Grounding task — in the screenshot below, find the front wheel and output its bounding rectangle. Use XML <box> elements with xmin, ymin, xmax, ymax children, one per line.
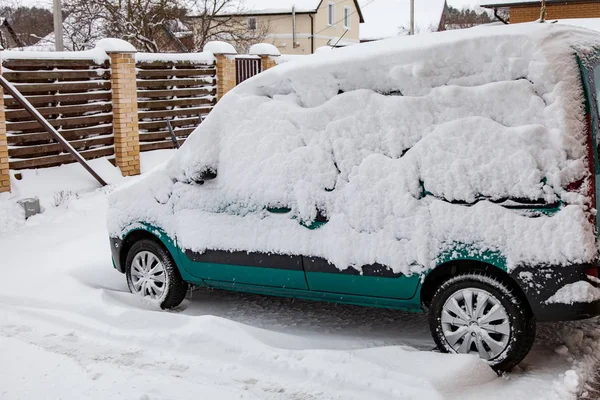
<box><xmin>429</xmin><ymin>273</ymin><xmax>536</xmax><ymax>372</ymax></box>
<box><xmin>125</xmin><ymin>239</ymin><xmax>188</xmax><ymax>309</ymax></box>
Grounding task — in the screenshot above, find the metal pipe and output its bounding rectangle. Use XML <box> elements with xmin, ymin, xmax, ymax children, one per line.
<box><xmin>292</xmin><ymin>5</ymin><xmax>297</xmax><ymax>49</ymax></box>
<box><xmin>0</xmin><ymin>75</ymin><xmax>107</xmax><ymax>186</ymax></box>
<box><xmin>53</xmin><ymin>0</ymin><xmax>64</xmax><ymax>51</ymax></box>
<box><xmin>410</xmin><ymin>0</ymin><xmax>415</xmax><ymax>35</ymax></box>
<box><xmin>166</xmin><ymin>120</ymin><xmax>180</xmax><ymax>149</ymax></box>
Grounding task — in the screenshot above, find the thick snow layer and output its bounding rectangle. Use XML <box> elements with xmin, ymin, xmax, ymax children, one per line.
<box><xmin>136</xmin><ymin>51</ymin><xmax>216</xmax><ymax>64</ymax></box>
<box><xmin>203</xmin><ymin>41</ymin><xmax>237</xmax><ymax>54</ymax></box>
<box><xmin>249</xmin><ymin>43</ymin><xmax>281</xmax><ymax>56</ymax></box>
<box><xmin>546</xmin><ymin>281</ymin><xmax>600</xmax><ymax>305</ymax></box>
<box><xmin>2</xmin><ymin>167</ymin><xmax>600</xmax><ymax>399</ymax></box>
<box><xmin>359</xmin><ymin>0</ymin><xmax>447</xmax><ymax>40</ymax></box>
<box><xmin>108</xmin><ymin>24</ymin><xmax>600</xmax><ymax>274</ymax></box>
<box><xmin>2</xmin><ymin>48</ymin><xmax>109</xmax><ymax>63</ymax></box>
<box><xmin>95</xmin><ymin>38</ymin><xmax>136</xmax><ymax>53</ymax></box>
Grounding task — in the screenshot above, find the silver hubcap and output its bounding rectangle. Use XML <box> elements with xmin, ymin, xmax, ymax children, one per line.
<box><xmin>441</xmin><ymin>288</ymin><xmax>511</xmax><ymax>360</ymax></box>
<box><xmin>130</xmin><ymin>251</ymin><xmax>168</xmax><ymax>300</ymax></box>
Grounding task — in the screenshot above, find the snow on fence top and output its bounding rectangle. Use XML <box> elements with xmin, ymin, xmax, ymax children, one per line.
<box><xmin>136</xmin><ymin>52</ymin><xmax>216</xmax><ymax>64</ymax></box>
<box><xmin>108</xmin><ymin>23</ymin><xmax>600</xmax><ymax>273</ymax></box>
<box><xmin>2</xmin><ymin>48</ymin><xmax>109</xmax><ymax>64</ymax></box>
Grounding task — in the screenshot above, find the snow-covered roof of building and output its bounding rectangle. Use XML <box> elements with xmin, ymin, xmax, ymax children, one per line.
<box><xmin>359</xmin><ymin>0</ymin><xmax>446</xmax><ymax>40</ymax></box>
<box><xmin>109</xmin><ymin>23</ymin><xmax>600</xmax><ymax>273</ymax></box>
<box><xmin>206</xmin><ymin>0</ymin><xmax>364</xmax><ymax>22</ymax></box>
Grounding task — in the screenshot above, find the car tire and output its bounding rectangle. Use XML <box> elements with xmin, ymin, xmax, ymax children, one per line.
<box><xmin>125</xmin><ymin>239</ymin><xmax>188</xmax><ymax>309</ymax></box>
<box><xmin>428</xmin><ymin>272</ymin><xmax>536</xmax><ymax>372</ymax></box>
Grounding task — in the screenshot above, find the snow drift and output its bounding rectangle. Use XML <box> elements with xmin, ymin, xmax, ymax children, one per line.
<box><xmin>108</xmin><ymin>23</ymin><xmax>600</xmax><ymax>274</ymax></box>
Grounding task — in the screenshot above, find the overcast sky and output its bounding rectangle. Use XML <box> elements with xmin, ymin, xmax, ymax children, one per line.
<box><xmin>7</xmin><ymin>0</ymin><xmax>485</xmax><ymax>10</ymax></box>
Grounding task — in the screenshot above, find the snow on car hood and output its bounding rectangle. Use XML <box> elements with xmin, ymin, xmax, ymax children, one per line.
<box><xmin>108</xmin><ymin>23</ymin><xmax>600</xmax><ymax>274</ymax></box>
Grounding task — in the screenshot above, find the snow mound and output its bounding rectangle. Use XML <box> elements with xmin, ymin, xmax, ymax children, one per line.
<box><xmin>249</xmin><ymin>43</ymin><xmax>280</xmax><ymax>56</ymax></box>
<box><xmin>108</xmin><ymin>23</ymin><xmax>600</xmax><ymax>273</ymax></box>
<box><xmin>203</xmin><ymin>41</ymin><xmax>237</xmax><ymax>54</ymax></box>
<box><xmin>546</xmin><ymin>281</ymin><xmax>600</xmax><ymax>304</ymax></box>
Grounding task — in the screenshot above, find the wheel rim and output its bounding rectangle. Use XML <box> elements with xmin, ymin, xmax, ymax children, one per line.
<box><xmin>130</xmin><ymin>251</ymin><xmax>168</xmax><ymax>300</ymax></box>
<box><xmin>440</xmin><ymin>288</ymin><xmax>511</xmax><ymax>360</ymax></box>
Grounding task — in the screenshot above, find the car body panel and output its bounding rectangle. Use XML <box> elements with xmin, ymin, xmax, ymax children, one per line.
<box><xmin>108</xmin><ymin>50</ymin><xmax>600</xmax><ymax>322</ymax></box>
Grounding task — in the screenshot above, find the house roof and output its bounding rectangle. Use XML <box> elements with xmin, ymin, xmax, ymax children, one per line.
<box><xmin>359</xmin><ymin>0</ymin><xmax>447</xmax><ymax>41</ymax></box>
<box><xmin>481</xmin><ymin>0</ymin><xmax>595</xmax><ymax>8</ymax></box>
<box><xmin>209</xmin><ymin>0</ymin><xmax>365</xmax><ymax>23</ymax></box>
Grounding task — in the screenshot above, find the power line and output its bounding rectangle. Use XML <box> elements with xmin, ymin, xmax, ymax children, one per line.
<box><xmin>312</xmin><ymin>0</ymin><xmax>379</xmax><ymax>37</ymax></box>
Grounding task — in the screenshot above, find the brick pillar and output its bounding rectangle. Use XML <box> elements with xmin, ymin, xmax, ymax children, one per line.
<box><xmin>260</xmin><ymin>55</ymin><xmax>279</xmax><ymax>71</ymax></box>
<box><xmin>0</xmin><ymin>48</ymin><xmax>10</xmax><ymax>193</ymax></box>
<box><xmin>215</xmin><ymin>54</ymin><xmax>237</xmax><ymax>101</ymax></box>
<box><xmin>98</xmin><ymin>39</ymin><xmax>140</xmax><ymax>176</ymax></box>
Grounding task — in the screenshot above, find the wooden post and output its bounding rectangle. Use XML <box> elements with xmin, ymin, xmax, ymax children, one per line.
<box><xmin>0</xmin><ymin>48</ymin><xmax>11</xmax><ymax>193</ymax></box>
<box><xmin>98</xmin><ymin>39</ymin><xmax>141</xmax><ymax>177</ymax></box>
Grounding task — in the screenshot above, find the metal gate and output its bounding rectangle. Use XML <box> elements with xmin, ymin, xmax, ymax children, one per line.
<box><xmin>236</xmin><ymin>57</ymin><xmax>262</xmax><ymax>84</ymax></box>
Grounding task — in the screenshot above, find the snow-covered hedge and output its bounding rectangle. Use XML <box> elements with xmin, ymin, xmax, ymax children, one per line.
<box><xmin>108</xmin><ymin>23</ymin><xmax>600</xmax><ymax>274</ymax></box>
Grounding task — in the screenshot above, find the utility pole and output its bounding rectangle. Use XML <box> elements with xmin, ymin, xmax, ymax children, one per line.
<box><xmin>53</xmin><ymin>0</ymin><xmax>64</xmax><ymax>51</ymax></box>
<box><xmin>409</xmin><ymin>0</ymin><xmax>415</xmax><ymax>35</ymax></box>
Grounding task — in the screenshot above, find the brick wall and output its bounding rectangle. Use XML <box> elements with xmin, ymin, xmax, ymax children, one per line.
<box><xmin>110</xmin><ymin>52</ymin><xmax>141</xmax><ymax>177</ymax></box>
<box><xmin>0</xmin><ymin>61</ymin><xmax>9</xmax><ymax>193</ymax></box>
<box><xmin>511</xmin><ymin>1</ymin><xmax>600</xmax><ymax>23</ymax></box>
<box><xmin>215</xmin><ymin>55</ymin><xmax>236</xmax><ymax>100</ymax></box>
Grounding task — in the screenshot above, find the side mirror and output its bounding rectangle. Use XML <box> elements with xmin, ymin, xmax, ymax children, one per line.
<box><xmin>193</xmin><ymin>167</ymin><xmax>217</xmax><ymax>184</ymax></box>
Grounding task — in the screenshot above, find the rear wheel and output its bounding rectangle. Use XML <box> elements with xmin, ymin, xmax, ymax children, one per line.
<box><xmin>125</xmin><ymin>239</ymin><xmax>188</xmax><ymax>309</ymax></box>
<box><xmin>428</xmin><ymin>273</ymin><xmax>536</xmax><ymax>371</ymax></box>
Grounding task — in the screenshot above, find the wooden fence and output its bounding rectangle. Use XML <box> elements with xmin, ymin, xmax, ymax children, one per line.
<box><xmin>1</xmin><ymin>51</ymin><xmax>217</xmax><ymax>170</ymax></box>
<box><xmin>3</xmin><ymin>54</ymin><xmax>114</xmax><ymax>169</ymax></box>
<box><xmin>136</xmin><ymin>54</ymin><xmax>217</xmax><ymax>152</ymax></box>
<box><xmin>0</xmin><ymin>43</ymin><xmax>280</xmax><ymax>188</ymax></box>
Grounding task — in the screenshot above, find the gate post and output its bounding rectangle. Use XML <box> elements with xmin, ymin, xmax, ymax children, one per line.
<box><xmin>98</xmin><ymin>39</ymin><xmax>141</xmax><ymax>177</ymax></box>
<box><xmin>0</xmin><ymin>47</ymin><xmax>10</xmax><ymax>193</ymax></box>
<box><xmin>249</xmin><ymin>43</ymin><xmax>281</xmax><ymax>72</ymax></box>
<box><xmin>204</xmin><ymin>42</ymin><xmax>237</xmax><ymax>101</ymax></box>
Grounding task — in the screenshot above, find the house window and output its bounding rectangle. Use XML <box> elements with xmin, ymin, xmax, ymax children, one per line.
<box><xmin>248</xmin><ymin>17</ymin><xmax>257</xmax><ymax>30</ymax></box>
<box><xmin>343</xmin><ymin>6</ymin><xmax>350</xmax><ymax>29</ymax></box>
<box><xmin>328</xmin><ymin>3</ymin><xmax>335</xmax><ymax>26</ymax></box>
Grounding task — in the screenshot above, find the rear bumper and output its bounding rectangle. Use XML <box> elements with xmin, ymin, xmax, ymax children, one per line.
<box><xmin>110</xmin><ymin>237</ymin><xmax>125</xmax><ymax>273</ymax></box>
<box><xmin>510</xmin><ymin>264</ymin><xmax>600</xmax><ymax>322</ymax></box>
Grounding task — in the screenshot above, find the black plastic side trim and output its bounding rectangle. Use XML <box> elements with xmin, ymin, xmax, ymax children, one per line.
<box><xmin>303</xmin><ymin>256</ymin><xmax>404</xmax><ymax>278</ymax></box>
<box><xmin>510</xmin><ymin>263</ymin><xmax>600</xmax><ymax>321</ymax></box>
<box><xmin>110</xmin><ymin>237</ymin><xmax>124</xmax><ymax>273</ymax></box>
<box><xmin>184</xmin><ymin>249</ymin><xmax>303</xmax><ymax>271</ymax></box>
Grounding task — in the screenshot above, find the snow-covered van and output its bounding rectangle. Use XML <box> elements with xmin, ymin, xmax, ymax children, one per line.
<box><xmin>107</xmin><ymin>23</ymin><xmax>600</xmax><ymax>371</ymax></box>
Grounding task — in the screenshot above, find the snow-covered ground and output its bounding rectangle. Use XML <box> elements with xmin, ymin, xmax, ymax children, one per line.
<box><xmin>1</xmin><ymin>152</ymin><xmax>600</xmax><ymax>400</ymax></box>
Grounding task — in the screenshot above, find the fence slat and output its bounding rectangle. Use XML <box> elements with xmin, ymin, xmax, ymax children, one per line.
<box><xmin>137</xmin><ymin>68</ymin><xmax>216</xmax><ymax>79</ymax></box>
<box><xmin>9</xmin><ymin>146</ymin><xmax>114</xmax><ymax>170</ymax></box>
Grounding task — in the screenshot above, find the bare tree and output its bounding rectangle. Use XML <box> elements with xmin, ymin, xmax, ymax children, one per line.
<box><xmin>0</xmin><ymin>5</ymin><xmax>53</xmax><ymax>47</ymax></box>
<box><xmin>63</xmin><ymin>0</ymin><xmax>189</xmax><ymax>52</ymax></box>
<box><xmin>187</xmin><ymin>0</ymin><xmax>270</xmax><ymax>53</ymax></box>
<box><xmin>445</xmin><ymin>6</ymin><xmax>494</xmax><ymax>30</ymax></box>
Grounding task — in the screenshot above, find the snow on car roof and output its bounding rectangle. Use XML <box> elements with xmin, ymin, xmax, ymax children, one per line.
<box><xmin>359</xmin><ymin>0</ymin><xmax>446</xmax><ymax>40</ymax></box>
<box><xmin>109</xmin><ymin>23</ymin><xmax>600</xmax><ymax>274</ymax></box>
